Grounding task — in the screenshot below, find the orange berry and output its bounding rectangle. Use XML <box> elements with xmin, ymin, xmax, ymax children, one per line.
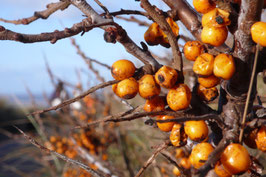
<box><xmin>112</xmin><ymin>77</ymin><xmax>138</xmax><ymax>99</ymax></box>
<box><xmin>143</xmin><ymin>96</ymin><xmax>165</xmax><ymax>113</ymax></box>
<box><xmin>173</xmin><ymin>166</ymin><xmax>181</xmax><ymax>176</ymax></box>
<box><xmin>193</xmin><ymin>0</ymin><xmax>216</xmax><ymax>14</ymax></box>
<box><xmin>160</xmin><ymin>17</ymin><xmax>180</xmax><ymax>47</ymax></box>
<box><xmin>155</xmin><ymin>66</ymin><xmax>178</xmax><ymax>88</ymax></box>
<box><xmin>250</xmin><ymin>21</ymin><xmax>266</xmax><ymax>47</ymax></box>
<box><xmin>201</xmin><ymin>26</ymin><xmax>228</xmax><ymax>47</ymax></box>
<box><xmin>255</xmin><ymin>125</ymin><xmax>266</xmax><ymax>152</ymax></box>
<box><xmin>50</xmin><ymin>136</ymin><xmax>57</xmax><ymax>143</ymax></box>
<box><xmin>167</xmin><ymin>84</ymin><xmax>192</xmax><ymax>111</ymax></box>
<box><xmin>221</xmin><ymin>143</ymin><xmax>251</xmax><ymax>175</ymax></box>
<box><xmin>198</xmin><ymin>75</ymin><xmax>220</xmax><ymax>88</ymax></box>
<box><xmin>111</xmin><ymin>59</ymin><xmax>135</xmax><ymax>80</ymax></box>
<box><xmin>214</xmin><ymin>161</ymin><xmax>232</xmax><ymax>177</ymax></box>
<box><xmin>202</xmin><ymin>8</ymin><xmax>231</xmax><ymax>27</ymax></box>
<box><xmin>180</xmin><ymin>157</ymin><xmax>191</xmax><ymax>169</ymax></box>
<box><xmin>144</xmin><ymin>22</ymin><xmax>163</xmax><ymax>46</ymax></box>
<box><xmin>139</xmin><ymin>74</ymin><xmax>161</xmax><ymax>99</ymax></box>
<box><xmin>184</xmin><ymin>41</ymin><xmax>205</xmax><ymax>61</ymax></box>
<box><xmin>197</xmin><ymin>84</ymin><xmax>218</xmax><ymax>102</ymax></box>
<box><xmin>213</xmin><ymin>54</ymin><xmax>235</xmax><ymax>80</ymax></box>
<box><xmin>190</xmin><ymin>142</ymin><xmax>214</xmax><ymax>169</ymax></box>
<box><xmin>170</xmin><ymin>124</ymin><xmax>187</xmax><ymax>147</ymax></box>
<box><xmin>184</xmin><ymin>120</ymin><xmax>209</xmax><ymax>142</ymax></box>
<box><xmin>156</xmin><ymin>115</ymin><xmax>175</xmax><ymax>132</ymax></box>
<box><xmin>175</xmin><ymin>149</ymin><xmax>185</xmax><ymax>159</ymax></box>
<box><xmin>193</xmin><ymin>53</ymin><xmax>214</xmax><ymax>76</ymax></box>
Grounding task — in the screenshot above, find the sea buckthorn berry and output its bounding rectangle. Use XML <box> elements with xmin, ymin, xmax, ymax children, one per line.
<box><xmin>213</xmin><ymin>54</ymin><xmax>235</xmax><ymax>80</ymax></box>
<box><xmin>193</xmin><ymin>0</ymin><xmax>216</xmax><ymax>14</ymax></box>
<box><xmin>143</xmin><ymin>96</ymin><xmax>165</xmax><ymax>113</ymax></box>
<box><xmin>180</xmin><ymin>157</ymin><xmax>191</xmax><ymax>169</ymax></box>
<box><xmin>214</xmin><ymin>161</ymin><xmax>232</xmax><ymax>177</ymax></box>
<box><xmin>221</xmin><ymin>143</ymin><xmax>251</xmax><ymax>175</ymax></box>
<box><xmin>184</xmin><ymin>41</ymin><xmax>205</xmax><ymax>61</ymax></box>
<box><xmin>170</xmin><ymin>124</ymin><xmax>188</xmax><ymax>147</ymax></box>
<box><xmin>202</xmin><ymin>8</ymin><xmax>231</xmax><ymax>28</ymax></box>
<box><xmin>139</xmin><ymin>74</ymin><xmax>161</xmax><ymax>99</ymax></box>
<box><xmin>251</xmin><ymin>21</ymin><xmax>266</xmax><ymax>47</ymax></box>
<box><xmin>184</xmin><ymin>120</ymin><xmax>208</xmax><ymax>142</ymax></box>
<box><xmin>155</xmin><ymin>66</ymin><xmax>178</xmax><ymax>88</ymax></box>
<box><xmin>201</xmin><ymin>26</ymin><xmax>228</xmax><ymax>47</ymax></box>
<box><xmin>190</xmin><ymin>142</ymin><xmax>214</xmax><ymax>169</ymax></box>
<box><xmin>193</xmin><ymin>53</ymin><xmax>214</xmax><ymax>76</ymax></box>
<box><xmin>111</xmin><ymin>59</ymin><xmax>135</xmax><ymax>80</ymax></box>
<box><xmin>112</xmin><ymin>77</ymin><xmax>138</xmax><ymax>99</ymax></box>
<box><xmin>175</xmin><ymin>149</ymin><xmax>185</xmax><ymax>159</ymax></box>
<box><xmin>197</xmin><ymin>84</ymin><xmax>218</xmax><ymax>102</ymax></box>
<box><xmin>173</xmin><ymin>166</ymin><xmax>181</xmax><ymax>176</ymax></box>
<box><xmin>160</xmin><ymin>17</ymin><xmax>180</xmax><ymax>47</ymax></box>
<box><xmin>156</xmin><ymin>115</ymin><xmax>175</xmax><ymax>132</ymax></box>
<box><xmin>167</xmin><ymin>84</ymin><xmax>192</xmax><ymax>111</ymax></box>
<box><xmin>198</xmin><ymin>75</ymin><xmax>220</xmax><ymax>88</ymax></box>
<box><xmin>255</xmin><ymin>125</ymin><xmax>266</xmax><ymax>152</ymax></box>
<box><xmin>144</xmin><ymin>22</ymin><xmax>163</xmax><ymax>46</ymax></box>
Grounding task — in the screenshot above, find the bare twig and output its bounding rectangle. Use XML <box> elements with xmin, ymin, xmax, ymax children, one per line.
<box><xmin>0</xmin><ymin>1</ymin><xmax>70</xmax><ymax>25</ymax></box>
<box><xmin>14</xmin><ymin>127</ymin><xmax>106</xmax><ymax>177</ymax></box>
<box><xmin>102</xmin><ymin>9</ymin><xmax>148</xmax><ymax>17</ymax></box>
<box><xmin>31</xmin><ymin>80</ymin><xmax>118</xmax><ymax>115</ymax></box>
<box><xmin>134</xmin><ymin>140</ymin><xmax>170</xmax><ymax>177</ymax></box>
<box><xmin>116</xmin><ymin>16</ymin><xmax>150</xmax><ymax>27</ymax></box>
<box><xmin>160</xmin><ymin>151</ymin><xmax>186</xmax><ymax>176</ymax></box>
<box><xmin>239</xmin><ymin>44</ymin><xmax>260</xmax><ymax>143</ymax></box>
<box><xmin>94</xmin><ymin>0</ymin><xmax>110</xmax><ymax>15</ymax></box>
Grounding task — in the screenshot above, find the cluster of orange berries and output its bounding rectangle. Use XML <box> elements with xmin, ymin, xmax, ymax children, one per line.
<box><xmin>63</xmin><ymin>166</ymin><xmax>98</xmax><ymax>177</ymax></box>
<box><xmin>144</xmin><ymin>17</ymin><xmax>179</xmax><ymax>48</ymax></box>
<box><xmin>45</xmin><ymin>136</ymin><xmax>77</xmax><ymax>158</ymax></box>
<box><xmin>184</xmin><ymin>40</ymin><xmax>236</xmax><ymax>102</ymax></box>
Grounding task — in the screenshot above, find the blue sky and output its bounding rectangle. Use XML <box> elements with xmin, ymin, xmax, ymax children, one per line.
<box><xmin>0</xmin><ymin>0</ymin><xmax>192</xmax><ymax>99</ymax></box>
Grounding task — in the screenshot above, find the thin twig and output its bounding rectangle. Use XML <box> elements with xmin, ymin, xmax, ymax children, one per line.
<box><xmin>14</xmin><ymin>127</ymin><xmax>106</xmax><ymax>177</ymax></box>
<box><xmin>134</xmin><ymin>140</ymin><xmax>170</xmax><ymax>177</ymax></box>
<box><xmin>116</xmin><ymin>16</ymin><xmax>150</xmax><ymax>26</ymax></box>
<box><xmin>0</xmin><ymin>1</ymin><xmax>70</xmax><ymax>25</ymax></box>
<box><xmin>239</xmin><ymin>44</ymin><xmax>260</xmax><ymax>143</ymax></box>
<box><xmin>31</xmin><ymin>80</ymin><xmax>118</xmax><ymax>115</ymax></box>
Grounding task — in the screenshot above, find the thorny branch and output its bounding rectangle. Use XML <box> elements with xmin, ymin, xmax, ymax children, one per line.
<box><xmin>0</xmin><ymin>1</ymin><xmax>70</xmax><ymax>25</ymax></box>
<box><xmin>31</xmin><ymin>80</ymin><xmax>118</xmax><ymax>115</ymax></box>
<box><xmin>15</xmin><ymin>127</ymin><xmax>106</xmax><ymax>177</ymax></box>
<box><xmin>134</xmin><ymin>140</ymin><xmax>171</xmax><ymax>177</ymax></box>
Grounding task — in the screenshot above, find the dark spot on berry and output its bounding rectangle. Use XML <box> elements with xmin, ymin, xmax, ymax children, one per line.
<box><xmin>216</xmin><ymin>16</ymin><xmax>224</xmax><ymax>24</ymax></box>
<box><xmin>158</xmin><ymin>74</ymin><xmax>165</xmax><ymax>83</ymax></box>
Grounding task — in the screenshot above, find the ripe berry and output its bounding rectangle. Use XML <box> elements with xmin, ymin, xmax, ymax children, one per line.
<box><xmin>201</xmin><ymin>26</ymin><xmax>228</xmax><ymax>47</ymax></box>
<box><xmin>184</xmin><ymin>41</ymin><xmax>204</xmax><ymax>61</ymax></box>
<box><xmin>213</xmin><ymin>54</ymin><xmax>235</xmax><ymax>80</ymax></box>
<box><xmin>221</xmin><ymin>143</ymin><xmax>251</xmax><ymax>175</ymax></box>
<box><xmin>144</xmin><ymin>22</ymin><xmax>162</xmax><ymax>46</ymax></box>
<box><xmin>143</xmin><ymin>96</ymin><xmax>165</xmax><ymax>113</ymax></box>
<box><xmin>197</xmin><ymin>84</ymin><xmax>218</xmax><ymax>102</ymax></box>
<box><xmin>180</xmin><ymin>157</ymin><xmax>191</xmax><ymax>169</ymax></box>
<box><xmin>175</xmin><ymin>148</ymin><xmax>185</xmax><ymax>159</ymax></box>
<box><xmin>139</xmin><ymin>74</ymin><xmax>161</xmax><ymax>99</ymax></box>
<box><xmin>193</xmin><ymin>0</ymin><xmax>216</xmax><ymax>14</ymax></box>
<box><xmin>160</xmin><ymin>17</ymin><xmax>180</xmax><ymax>47</ymax></box>
<box><xmin>190</xmin><ymin>142</ymin><xmax>214</xmax><ymax>169</ymax></box>
<box><xmin>155</xmin><ymin>65</ymin><xmax>178</xmax><ymax>88</ymax></box>
<box><xmin>202</xmin><ymin>8</ymin><xmax>231</xmax><ymax>28</ymax></box>
<box><xmin>214</xmin><ymin>161</ymin><xmax>232</xmax><ymax>177</ymax></box>
<box><xmin>198</xmin><ymin>75</ymin><xmax>220</xmax><ymax>88</ymax></box>
<box><xmin>193</xmin><ymin>53</ymin><xmax>214</xmax><ymax>76</ymax></box>
<box><xmin>255</xmin><ymin>125</ymin><xmax>266</xmax><ymax>152</ymax></box>
<box><xmin>184</xmin><ymin>120</ymin><xmax>209</xmax><ymax>142</ymax></box>
<box><xmin>172</xmin><ymin>166</ymin><xmax>181</xmax><ymax>176</ymax></box>
<box><xmin>170</xmin><ymin>123</ymin><xmax>187</xmax><ymax>147</ymax></box>
<box><xmin>112</xmin><ymin>77</ymin><xmax>138</xmax><ymax>99</ymax></box>
<box><xmin>156</xmin><ymin>115</ymin><xmax>175</xmax><ymax>132</ymax></box>
<box><xmin>167</xmin><ymin>84</ymin><xmax>192</xmax><ymax>111</ymax></box>
<box><xmin>250</xmin><ymin>21</ymin><xmax>266</xmax><ymax>47</ymax></box>
<box><xmin>111</xmin><ymin>59</ymin><xmax>135</xmax><ymax>80</ymax></box>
